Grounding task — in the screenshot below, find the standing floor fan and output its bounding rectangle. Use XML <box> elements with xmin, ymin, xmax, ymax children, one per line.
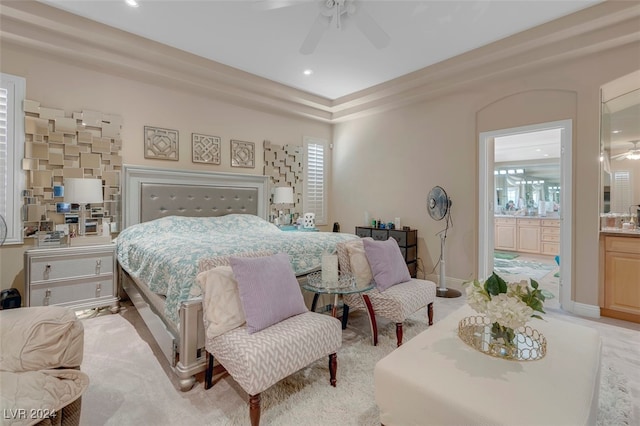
<box><xmin>427</xmin><ymin>186</ymin><xmax>461</xmax><ymax>298</ymax></box>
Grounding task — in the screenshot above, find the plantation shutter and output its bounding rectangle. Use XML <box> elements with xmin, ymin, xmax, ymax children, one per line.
<box><xmin>611</xmin><ymin>170</ymin><xmax>632</xmax><ymax>214</ymax></box>
<box><xmin>303</xmin><ymin>136</ymin><xmax>327</xmax><ymax>226</ymax></box>
<box><xmin>0</xmin><ymin>73</ymin><xmax>25</xmax><ymax>244</ymax></box>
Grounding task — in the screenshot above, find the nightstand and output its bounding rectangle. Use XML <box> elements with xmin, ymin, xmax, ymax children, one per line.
<box><xmin>24</xmin><ymin>243</ymin><xmax>119</xmax><ymax>313</ymax></box>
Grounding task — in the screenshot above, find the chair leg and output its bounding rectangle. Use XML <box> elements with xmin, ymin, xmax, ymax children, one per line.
<box><xmin>204</xmin><ymin>351</ymin><xmax>214</xmax><ymax>390</ymax></box>
<box><xmin>249</xmin><ymin>393</ymin><xmax>261</xmax><ymax>426</ymax></box>
<box><xmin>310</xmin><ymin>293</ymin><xmax>319</xmax><ymax>313</ymax></box>
<box><xmin>395</xmin><ymin>323</ymin><xmax>403</xmax><ymax>347</ymax></box>
<box><xmin>341</xmin><ymin>304</ymin><xmax>350</xmax><ymax>330</ymax></box>
<box><xmin>362</xmin><ymin>294</ymin><xmax>378</xmax><ymax>346</ymax></box>
<box><xmin>328</xmin><ymin>353</ymin><xmax>337</xmax><ymax>387</ymax></box>
<box><xmin>428</xmin><ymin>302</ymin><xmax>434</xmax><ymax>326</ymax></box>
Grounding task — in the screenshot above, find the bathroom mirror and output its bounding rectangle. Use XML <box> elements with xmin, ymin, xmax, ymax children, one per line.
<box><xmin>494</xmin><ymin>167</ymin><xmax>560</xmax><ymax>215</ymax></box>
<box><xmin>600</xmin><ymin>72</ymin><xmax>640</xmax><ymax>215</ymax></box>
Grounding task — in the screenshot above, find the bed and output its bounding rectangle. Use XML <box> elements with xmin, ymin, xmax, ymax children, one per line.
<box><xmin>117</xmin><ymin>165</ymin><xmax>358</xmax><ymax>391</ymax></box>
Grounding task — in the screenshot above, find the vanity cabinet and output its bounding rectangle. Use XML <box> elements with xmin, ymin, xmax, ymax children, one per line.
<box><xmin>540</xmin><ymin>219</ymin><xmax>561</xmax><ymax>256</ymax></box>
<box><xmin>494</xmin><ymin>218</ymin><xmax>517</xmax><ymax>251</ymax></box>
<box><xmin>355</xmin><ymin>227</ymin><xmax>417</xmax><ymax>277</ymax></box>
<box><xmin>516</xmin><ymin>219</ymin><xmax>541</xmax><ymax>254</ymax></box>
<box><xmin>601</xmin><ymin>235</ymin><xmax>640</xmax><ymax>323</ymax></box>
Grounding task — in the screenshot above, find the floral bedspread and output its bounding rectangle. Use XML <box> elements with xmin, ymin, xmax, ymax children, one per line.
<box><xmin>116</xmin><ymin>214</ymin><xmax>358</xmax><ymax>326</ymax></box>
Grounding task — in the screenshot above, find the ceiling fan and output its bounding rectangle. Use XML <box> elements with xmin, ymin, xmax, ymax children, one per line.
<box><xmin>611</xmin><ymin>140</ymin><xmax>640</xmax><ymax>161</ymax></box>
<box><xmin>257</xmin><ymin>0</ymin><xmax>390</xmax><ymax>55</ymax></box>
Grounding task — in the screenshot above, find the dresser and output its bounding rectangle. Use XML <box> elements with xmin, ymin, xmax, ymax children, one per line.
<box><xmin>354</xmin><ymin>227</ymin><xmax>417</xmax><ymax>277</ymax></box>
<box><xmin>24</xmin><ymin>244</ymin><xmax>119</xmax><ymax>312</ymax></box>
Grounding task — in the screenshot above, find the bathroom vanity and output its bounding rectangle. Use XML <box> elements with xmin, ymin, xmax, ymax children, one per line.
<box><xmin>599</xmin><ymin>231</ymin><xmax>640</xmax><ymax>323</ymax></box>
<box><xmin>494</xmin><ymin>215</ymin><xmax>560</xmax><ymax>256</ymax></box>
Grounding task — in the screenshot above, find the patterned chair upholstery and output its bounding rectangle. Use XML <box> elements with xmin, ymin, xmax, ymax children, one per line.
<box><xmin>337</xmin><ymin>239</ymin><xmax>437</xmax><ymax>347</ymax></box>
<box><xmin>200</xmin><ymin>267</ymin><xmax>342</xmax><ymax>426</ymax></box>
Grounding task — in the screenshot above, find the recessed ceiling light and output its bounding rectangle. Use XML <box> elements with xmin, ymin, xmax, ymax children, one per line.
<box><xmin>125</xmin><ymin>0</ymin><xmax>139</xmax><ymax>7</ymax></box>
<box><xmin>543</xmin><ymin>154</ymin><xmax>549</xmax><ymax>157</ymax></box>
<box><xmin>612</xmin><ymin>130</ymin><xmax>621</xmax><ymax>134</ymax></box>
<box><xmin>303</xmin><ymin>69</ymin><xmax>313</xmax><ymax>76</ymax></box>
<box><xmin>535</xmin><ymin>148</ymin><xmax>541</xmax><ymax>152</ymax></box>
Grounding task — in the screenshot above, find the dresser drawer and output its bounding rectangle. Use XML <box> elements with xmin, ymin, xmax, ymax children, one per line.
<box><xmin>355</xmin><ymin>227</ymin><xmax>372</xmax><ymax>238</ymax></box>
<box><xmin>371</xmin><ymin>229</ymin><xmax>389</xmax><ymax>241</ymax></box>
<box><xmin>389</xmin><ymin>229</ymin><xmax>417</xmax><ymax>246</ymax></box>
<box><xmin>30</xmin><ymin>277</ymin><xmax>115</xmax><ymax>307</ymax></box>
<box><xmin>542</xmin><ymin>219</ymin><xmax>561</xmax><ymax>227</ymax></box>
<box><xmin>29</xmin><ymin>252</ymin><xmax>114</xmax><ymax>284</ymax></box>
<box><xmin>399</xmin><ymin>246</ymin><xmax>418</xmax><ymax>262</ymax></box>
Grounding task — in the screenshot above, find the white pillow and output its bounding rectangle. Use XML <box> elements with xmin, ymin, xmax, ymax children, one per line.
<box><xmin>344</xmin><ymin>239</ymin><xmax>374</xmax><ymax>287</ymax></box>
<box><xmin>196</xmin><ymin>266</ymin><xmax>246</xmax><ymax>339</ymax></box>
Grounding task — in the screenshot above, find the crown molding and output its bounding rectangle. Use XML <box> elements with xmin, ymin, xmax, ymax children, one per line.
<box><xmin>1</xmin><ymin>1</ymin><xmax>639</xmax><ymax>123</ymax></box>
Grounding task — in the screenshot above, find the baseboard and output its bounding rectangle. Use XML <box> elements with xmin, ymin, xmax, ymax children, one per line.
<box><xmin>571</xmin><ymin>302</ymin><xmax>601</xmax><ymax>319</ymax></box>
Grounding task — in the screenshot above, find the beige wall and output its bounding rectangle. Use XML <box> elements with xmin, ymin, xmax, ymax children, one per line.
<box><xmin>0</xmin><ymin>45</ymin><xmax>332</xmax><ymax>295</ymax></box>
<box><xmin>332</xmin><ymin>41</ymin><xmax>640</xmax><ymax>306</ymax></box>
<box><xmin>1</xmin><ymin>3</ymin><xmax>638</xmax><ymax>310</ymax></box>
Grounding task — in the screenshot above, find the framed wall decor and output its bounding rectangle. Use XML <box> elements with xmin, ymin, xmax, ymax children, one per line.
<box><xmin>231</xmin><ymin>139</ymin><xmax>255</xmax><ymax>168</ymax></box>
<box><xmin>192</xmin><ymin>133</ymin><xmax>221</xmax><ymax>165</ymax></box>
<box><xmin>144</xmin><ymin>126</ymin><xmax>178</xmax><ymax>161</ymax></box>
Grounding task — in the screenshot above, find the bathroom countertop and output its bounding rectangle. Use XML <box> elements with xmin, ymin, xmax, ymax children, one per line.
<box><xmin>494</xmin><ymin>214</ymin><xmax>560</xmax><ymax>219</ymax></box>
<box><xmin>600</xmin><ymin>229</ymin><xmax>640</xmax><ymax>237</ymax></box>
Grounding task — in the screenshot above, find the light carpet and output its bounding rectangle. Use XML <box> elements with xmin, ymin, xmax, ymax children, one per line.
<box><xmin>80</xmin><ymin>298</ymin><xmax>638</xmax><ymax>426</ymax></box>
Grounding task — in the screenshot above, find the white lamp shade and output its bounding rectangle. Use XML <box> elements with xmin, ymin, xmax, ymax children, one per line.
<box><xmin>273</xmin><ymin>186</ymin><xmax>294</xmax><ymax>204</ymax></box>
<box><xmin>64</xmin><ymin>178</ymin><xmax>104</xmax><ymax>204</ymax></box>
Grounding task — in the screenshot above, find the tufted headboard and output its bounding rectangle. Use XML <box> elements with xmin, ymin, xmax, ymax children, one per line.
<box><xmin>122</xmin><ymin>165</ymin><xmax>268</xmax><ymax>228</ymax></box>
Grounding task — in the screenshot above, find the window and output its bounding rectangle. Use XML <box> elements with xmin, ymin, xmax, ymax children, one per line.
<box><xmin>303</xmin><ymin>136</ymin><xmax>328</xmax><ymax>226</ymax></box>
<box><xmin>611</xmin><ymin>170</ymin><xmax>632</xmax><ymax>214</ymax></box>
<box><xmin>0</xmin><ymin>73</ymin><xmax>26</xmax><ymax>245</ymax></box>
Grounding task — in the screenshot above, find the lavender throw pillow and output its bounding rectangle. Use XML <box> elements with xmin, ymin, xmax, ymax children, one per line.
<box><xmin>362</xmin><ymin>238</ymin><xmax>411</xmax><ymax>292</ymax></box>
<box><xmin>230</xmin><ymin>252</ymin><xmax>308</xmax><ymax>334</ymax></box>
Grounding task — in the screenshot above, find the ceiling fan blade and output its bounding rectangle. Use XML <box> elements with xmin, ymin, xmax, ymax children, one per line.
<box><xmin>300</xmin><ymin>13</ymin><xmax>331</xmax><ymax>55</ymax></box>
<box><xmin>352</xmin><ymin>5</ymin><xmax>390</xmax><ymax>49</ymax></box>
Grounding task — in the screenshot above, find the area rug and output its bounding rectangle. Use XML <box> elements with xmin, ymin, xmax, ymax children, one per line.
<box><xmin>494</xmin><ymin>251</ymin><xmax>519</xmax><ymax>260</ymax></box>
<box><xmin>80</xmin><ymin>303</ymin><xmax>636</xmax><ymax>426</ymax></box>
<box><xmin>493</xmin><ymin>258</ymin><xmax>556</xmax><ymax>280</ymax></box>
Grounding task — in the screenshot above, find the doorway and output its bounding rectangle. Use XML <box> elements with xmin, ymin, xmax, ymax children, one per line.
<box><xmin>478</xmin><ymin>120</ymin><xmax>573</xmax><ymax>311</ymax></box>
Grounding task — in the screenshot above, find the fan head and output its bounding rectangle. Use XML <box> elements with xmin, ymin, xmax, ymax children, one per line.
<box><xmin>427</xmin><ymin>186</ymin><xmax>451</xmax><ymax>221</ymax></box>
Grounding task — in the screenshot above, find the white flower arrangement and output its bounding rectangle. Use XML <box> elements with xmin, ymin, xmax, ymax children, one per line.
<box><xmin>465</xmin><ymin>272</ymin><xmax>546</xmax><ymax>334</ymax></box>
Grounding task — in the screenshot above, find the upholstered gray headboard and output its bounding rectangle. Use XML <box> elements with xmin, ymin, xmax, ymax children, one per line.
<box><xmin>140</xmin><ymin>183</ymin><xmax>259</xmax><ymax>223</ymax></box>
<box><xmin>122</xmin><ymin>165</ymin><xmax>268</xmax><ymax>228</ymax></box>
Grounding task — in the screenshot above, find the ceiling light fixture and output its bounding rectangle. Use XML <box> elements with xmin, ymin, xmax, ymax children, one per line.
<box><xmin>612</xmin><ymin>130</ymin><xmax>621</xmax><ymax>134</ymax></box>
<box><xmin>303</xmin><ymin>69</ymin><xmax>313</xmax><ymax>76</ymax></box>
<box><xmin>125</xmin><ymin>0</ymin><xmax>139</xmax><ymax>8</ymax></box>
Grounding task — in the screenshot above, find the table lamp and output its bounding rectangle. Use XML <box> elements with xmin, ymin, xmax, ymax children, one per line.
<box><xmin>64</xmin><ymin>178</ymin><xmax>103</xmax><ymax>236</ymax></box>
<box><xmin>273</xmin><ymin>186</ymin><xmax>294</xmax><ymax>225</ymax></box>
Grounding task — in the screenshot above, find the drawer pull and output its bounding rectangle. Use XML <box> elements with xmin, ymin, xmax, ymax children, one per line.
<box><xmin>44</xmin><ymin>289</ymin><xmax>51</xmax><ymax>306</ymax></box>
<box><xmin>96</xmin><ymin>259</ymin><xmax>101</xmax><ymax>274</ymax></box>
<box><xmin>96</xmin><ymin>283</ymin><xmax>101</xmax><ymax>298</ymax></box>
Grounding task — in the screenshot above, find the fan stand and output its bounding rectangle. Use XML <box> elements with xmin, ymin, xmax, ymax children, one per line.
<box><xmin>436</xmin><ymin>229</ymin><xmax>461</xmax><ymax>298</ymax></box>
